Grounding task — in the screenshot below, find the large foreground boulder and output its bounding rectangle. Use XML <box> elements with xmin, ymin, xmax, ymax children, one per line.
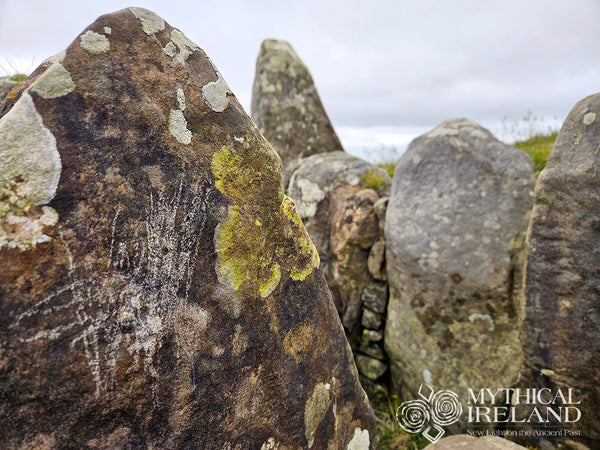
<box><xmin>0</xmin><ymin>9</ymin><xmax>375</xmax><ymax>448</ymax></box>
<box><xmin>385</xmin><ymin>119</ymin><xmax>535</xmax><ymax>407</ymax></box>
<box><xmin>251</xmin><ymin>39</ymin><xmax>343</xmax><ymax>181</ymax></box>
<box><xmin>514</xmin><ymin>94</ymin><xmax>600</xmax><ymax>448</ymax></box>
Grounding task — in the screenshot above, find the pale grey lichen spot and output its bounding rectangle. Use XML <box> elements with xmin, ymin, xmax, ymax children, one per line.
<box><xmin>40</xmin><ymin>49</ymin><xmax>66</xmax><ymax>67</ymax></box>
<box><xmin>80</xmin><ymin>30</ymin><xmax>110</xmax><ymax>54</ymax></box>
<box><xmin>346</xmin><ymin>428</ymin><xmax>370</xmax><ymax>450</ymax></box>
<box><xmin>295</xmin><ymin>178</ymin><xmax>325</xmax><ymax>218</ymax></box>
<box><xmin>163</xmin><ymin>41</ymin><xmax>177</xmax><ymax>57</ymax></box>
<box><xmin>469</xmin><ymin>313</ymin><xmax>495</xmax><ymax>331</ymax></box>
<box><xmin>30</xmin><ymin>63</ymin><xmax>76</xmax><ymax>99</ymax></box>
<box><xmin>583</xmin><ymin>112</ymin><xmax>596</xmax><ymax>125</ymax></box>
<box><xmin>0</xmin><ymin>92</ymin><xmax>62</xmax><ymax>214</ymax></box>
<box><xmin>129</xmin><ymin>7</ymin><xmax>165</xmax><ymax>35</ymax></box>
<box><xmin>170</xmin><ymin>29</ymin><xmax>200</xmax><ymax>64</ymax></box>
<box><xmin>104</xmin><ymin>26</ymin><xmax>112</xmax><ymax>35</ymax></box>
<box><xmin>423</xmin><ymin>368</ymin><xmax>433</xmax><ymax>384</ymax></box>
<box><xmin>176</xmin><ymin>88</ymin><xmax>186</xmax><ymax>111</ymax></box>
<box><xmin>169</xmin><ymin>109</ymin><xmax>192</xmax><ymax>144</ymax></box>
<box><xmin>202</xmin><ymin>76</ymin><xmax>232</xmax><ymax>112</ymax></box>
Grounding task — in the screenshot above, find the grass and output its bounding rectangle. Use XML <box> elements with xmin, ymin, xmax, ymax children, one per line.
<box><xmin>369</xmin><ymin>390</ymin><xmax>431</xmax><ymax>449</ymax></box>
<box><xmin>9</xmin><ymin>74</ymin><xmax>27</xmax><ymax>82</ymax></box>
<box><xmin>378</xmin><ymin>162</ymin><xmax>396</xmax><ymax>179</ymax></box>
<box><xmin>513</xmin><ymin>131</ymin><xmax>558</xmax><ymax>175</ymax></box>
<box><xmin>361</xmin><ymin>169</ymin><xmax>390</xmax><ymax>190</ymax></box>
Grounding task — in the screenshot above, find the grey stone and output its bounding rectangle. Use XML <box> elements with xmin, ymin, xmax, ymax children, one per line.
<box><xmin>367</xmin><ymin>238</ymin><xmax>386</xmax><ymax>280</ymax></box>
<box><xmin>355</xmin><ymin>355</ymin><xmax>388</xmax><ymax>381</ymax></box>
<box><xmin>251</xmin><ymin>39</ymin><xmax>343</xmax><ymax>180</ymax></box>
<box><xmin>385</xmin><ymin>118</ymin><xmax>535</xmax><ymax>405</ymax></box>
<box><xmin>362</xmin><ymin>309</ymin><xmax>383</xmax><ymax>330</ymax></box>
<box><xmin>424</xmin><ymin>435</ymin><xmax>527</xmax><ymax>449</ymax></box>
<box><xmin>288</xmin><ymin>151</ymin><xmax>390</xmax><ymax>219</ymax></box>
<box><xmin>515</xmin><ymin>93</ymin><xmax>600</xmax><ymax>447</ymax></box>
<box><xmin>358</xmin><ymin>343</ymin><xmax>386</xmax><ymax>361</ymax></box>
<box><xmin>0</xmin><ymin>76</ymin><xmax>19</xmax><ymax>100</ymax></box>
<box><xmin>362</xmin><ymin>329</ymin><xmax>383</xmax><ymax>342</ymax></box>
<box><xmin>361</xmin><ymin>282</ymin><xmax>388</xmax><ymax>314</ymax></box>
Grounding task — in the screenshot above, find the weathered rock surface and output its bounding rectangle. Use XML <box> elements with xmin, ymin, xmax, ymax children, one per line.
<box><xmin>0</xmin><ymin>8</ymin><xmax>375</xmax><ymax>448</ymax></box>
<box><xmin>251</xmin><ymin>39</ymin><xmax>343</xmax><ymax>181</ymax></box>
<box><xmin>385</xmin><ymin>119</ymin><xmax>535</xmax><ymax>404</ymax></box>
<box><xmin>514</xmin><ymin>94</ymin><xmax>600</xmax><ymax>448</ymax></box>
<box><xmin>424</xmin><ymin>434</ymin><xmax>527</xmax><ymax>449</ymax></box>
<box><xmin>0</xmin><ymin>77</ymin><xmax>19</xmax><ymax>100</ymax></box>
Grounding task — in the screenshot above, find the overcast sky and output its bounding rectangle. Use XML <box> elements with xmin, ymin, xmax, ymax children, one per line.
<box><xmin>1</xmin><ymin>0</ymin><xmax>598</xmax><ymax>157</ymax></box>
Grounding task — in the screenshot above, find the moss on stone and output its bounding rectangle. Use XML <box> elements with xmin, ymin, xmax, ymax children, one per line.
<box><xmin>212</xmin><ymin>136</ymin><xmax>320</xmax><ymax>298</ymax></box>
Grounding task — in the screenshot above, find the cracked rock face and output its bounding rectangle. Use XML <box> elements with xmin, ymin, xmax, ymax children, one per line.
<box><xmin>514</xmin><ymin>94</ymin><xmax>600</xmax><ymax>448</ymax></box>
<box><xmin>251</xmin><ymin>39</ymin><xmax>343</xmax><ymax>182</ymax></box>
<box><xmin>384</xmin><ymin>119</ymin><xmax>535</xmax><ymax>413</ymax></box>
<box><xmin>0</xmin><ymin>9</ymin><xmax>375</xmax><ymax>448</ymax></box>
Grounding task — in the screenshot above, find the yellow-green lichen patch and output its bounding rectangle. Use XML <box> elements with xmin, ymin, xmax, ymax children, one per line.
<box><xmin>281</xmin><ymin>196</ymin><xmax>320</xmax><ymax>281</ymax></box>
<box><xmin>259</xmin><ymin>263</ymin><xmax>281</xmax><ymax>298</ymax></box>
<box><xmin>214</xmin><ymin>204</ymin><xmax>280</xmax><ymax>297</ymax></box>
<box><xmin>304</xmin><ymin>382</ymin><xmax>332</xmax><ymax>447</ymax></box>
<box><xmin>170</xmin><ymin>29</ymin><xmax>199</xmax><ymax>64</ymax></box>
<box><xmin>79</xmin><ymin>30</ymin><xmax>110</xmax><ymax>54</ymax></box>
<box><xmin>0</xmin><ymin>92</ymin><xmax>61</xmax><ymax>216</ymax></box>
<box><xmin>211</xmin><ymin>142</ymin><xmax>283</xmax><ymax>205</ymax></box>
<box><xmin>129</xmin><ymin>7</ymin><xmax>165</xmax><ymax>35</ymax></box>
<box><xmin>30</xmin><ymin>62</ymin><xmax>76</xmax><ymax>99</ymax></box>
<box><xmin>212</xmin><ymin>135</ymin><xmax>321</xmax><ymax>298</ymax></box>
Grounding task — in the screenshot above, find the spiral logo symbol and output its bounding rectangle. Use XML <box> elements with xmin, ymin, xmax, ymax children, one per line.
<box><xmin>430</xmin><ymin>390</ymin><xmax>463</xmax><ymax>426</ymax></box>
<box><xmin>396</xmin><ymin>399</ymin><xmax>431</xmax><ymax>434</ymax></box>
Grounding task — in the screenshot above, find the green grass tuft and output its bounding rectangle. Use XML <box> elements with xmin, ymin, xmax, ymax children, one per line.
<box><xmin>9</xmin><ymin>74</ymin><xmax>27</xmax><ymax>82</ymax></box>
<box><xmin>360</xmin><ymin>169</ymin><xmax>389</xmax><ymax>191</ymax></box>
<box><xmin>377</xmin><ymin>162</ymin><xmax>396</xmax><ymax>179</ymax></box>
<box><xmin>514</xmin><ymin>132</ymin><xmax>558</xmax><ymax>175</ymax></box>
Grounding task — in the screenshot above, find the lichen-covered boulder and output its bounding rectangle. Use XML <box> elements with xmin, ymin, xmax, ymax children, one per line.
<box><xmin>385</xmin><ymin>119</ymin><xmax>535</xmax><ymax>404</ymax></box>
<box><xmin>251</xmin><ymin>39</ymin><xmax>343</xmax><ymax>181</ymax></box>
<box><xmin>514</xmin><ymin>94</ymin><xmax>600</xmax><ymax>448</ymax></box>
<box><xmin>0</xmin><ymin>8</ymin><xmax>375</xmax><ymax>448</ymax></box>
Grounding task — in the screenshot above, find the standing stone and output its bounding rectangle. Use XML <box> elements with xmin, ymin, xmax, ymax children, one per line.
<box><xmin>0</xmin><ymin>9</ymin><xmax>375</xmax><ymax>448</ymax></box>
<box><xmin>385</xmin><ymin>119</ymin><xmax>535</xmax><ymax>406</ymax></box>
<box><xmin>514</xmin><ymin>94</ymin><xmax>600</xmax><ymax>448</ymax></box>
<box><xmin>251</xmin><ymin>39</ymin><xmax>343</xmax><ymax>181</ymax></box>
